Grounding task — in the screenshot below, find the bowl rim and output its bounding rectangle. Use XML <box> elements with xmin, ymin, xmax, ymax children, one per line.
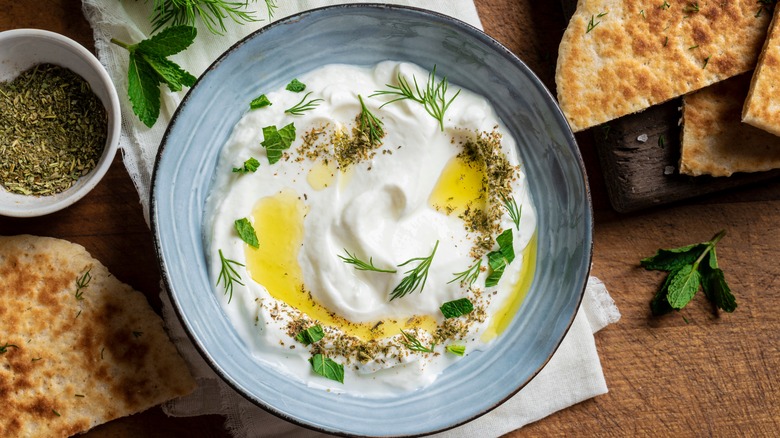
<box><xmin>151</xmin><ymin>3</ymin><xmax>593</xmax><ymax>436</ymax></box>
<box><xmin>0</xmin><ymin>28</ymin><xmax>121</xmax><ymax>218</ymax></box>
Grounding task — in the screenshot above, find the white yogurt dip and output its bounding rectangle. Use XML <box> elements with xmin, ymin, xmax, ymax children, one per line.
<box><xmin>204</xmin><ymin>61</ymin><xmax>536</xmax><ymax>397</ymax></box>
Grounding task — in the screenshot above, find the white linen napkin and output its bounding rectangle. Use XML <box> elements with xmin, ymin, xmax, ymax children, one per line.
<box><xmin>81</xmin><ymin>1</ymin><xmax>621</xmax><ymax>435</ymax></box>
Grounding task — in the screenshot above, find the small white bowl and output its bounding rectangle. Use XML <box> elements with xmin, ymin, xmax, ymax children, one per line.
<box><xmin>0</xmin><ymin>29</ymin><xmax>120</xmax><ymax>217</ymax></box>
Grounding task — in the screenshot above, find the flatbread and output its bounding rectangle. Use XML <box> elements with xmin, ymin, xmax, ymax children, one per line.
<box><xmin>0</xmin><ymin>235</ymin><xmax>195</xmax><ymax>437</ymax></box>
<box><xmin>743</xmin><ymin>6</ymin><xmax>780</xmax><ymax>136</ymax></box>
<box><xmin>556</xmin><ymin>0</ymin><xmax>772</xmax><ymax>132</ymax></box>
<box><xmin>680</xmin><ymin>73</ymin><xmax>780</xmax><ymax>177</ymax></box>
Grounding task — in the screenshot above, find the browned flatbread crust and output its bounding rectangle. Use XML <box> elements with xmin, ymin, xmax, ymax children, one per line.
<box><xmin>0</xmin><ymin>235</ymin><xmax>195</xmax><ymax>437</ymax></box>
<box><xmin>557</xmin><ymin>0</ymin><xmax>772</xmax><ymax>132</ymax></box>
<box><xmin>681</xmin><ymin>73</ymin><xmax>780</xmax><ymax>177</ymax></box>
<box><xmin>743</xmin><ymin>6</ymin><xmax>780</xmax><ymax>136</ymax></box>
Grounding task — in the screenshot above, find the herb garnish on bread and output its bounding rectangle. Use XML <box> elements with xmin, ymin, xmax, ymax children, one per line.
<box><xmin>0</xmin><ymin>235</ymin><xmax>195</xmax><ymax>437</ymax></box>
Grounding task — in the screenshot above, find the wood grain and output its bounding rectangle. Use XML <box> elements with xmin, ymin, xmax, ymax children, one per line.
<box><xmin>595</xmin><ymin>100</ymin><xmax>780</xmax><ymax>212</ymax></box>
<box><xmin>2</xmin><ymin>1</ymin><xmax>779</xmax><ymax>438</ymax></box>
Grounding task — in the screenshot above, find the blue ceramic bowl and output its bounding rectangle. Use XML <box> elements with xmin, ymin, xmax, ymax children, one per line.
<box><xmin>152</xmin><ymin>4</ymin><xmax>592</xmax><ymax>436</ymax></box>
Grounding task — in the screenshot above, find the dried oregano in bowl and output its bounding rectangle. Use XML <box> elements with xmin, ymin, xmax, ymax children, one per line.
<box><xmin>0</xmin><ymin>63</ymin><xmax>107</xmax><ymax>196</ymax></box>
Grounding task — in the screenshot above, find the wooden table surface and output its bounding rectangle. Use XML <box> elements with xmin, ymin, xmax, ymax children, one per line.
<box><xmin>2</xmin><ymin>1</ymin><xmax>779</xmax><ymax>436</ymax></box>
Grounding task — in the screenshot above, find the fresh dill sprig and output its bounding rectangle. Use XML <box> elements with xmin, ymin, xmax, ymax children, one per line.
<box><xmin>703</xmin><ymin>56</ymin><xmax>711</xmax><ymax>69</ymax></box>
<box><xmin>501</xmin><ymin>193</ymin><xmax>522</xmax><ymax>230</ymax></box>
<box><xmin>399</xmin><ymin>329</ymin><xmax>436</xmax><ymax>353</ymax></box>
<box><xmin>660</xmin><ymin>1</ymin><xmax>671</xmax><ymax>10</ymax></box>
<box><xmin>284</xmin><ymin>91</ymin><xmax>323</xmax><ymax>115</ymax></box>
<box><xmin>0</xmin><ymin>342</ymin><xmax>18</xmax><ymax>354</ymax></box>
<box><xmin>683</xmin><ymin>2</ymin><xmax>700</xmax><ymax>13</ymax></box>
<box><xmin>447</xmin><ymin>259</ymin><xmax>482</xmax><ymax>286</ymax></box>
<box><xmin>390</xmin><ymin>241</ymin><xmax>439</xmax><ymax>301</ymax></box>
<box><xmin>217</xmin><ymin>249</ymin><xmax>245</xmax><ymax>303</ymax></box>
<box><xmin>75</xmin><ymin>268</ymin><xmax>92</xmax><ymax>301</ymax></box>
<box><xmin>358</xmin><ymin>95</ymin><xmax>385</xmax><ymax>148</ymax></box>
<box><xmin>264</xmin><ymin>0</ymin><xmax>278</xmax><ymax>18</ymax></box>
<box><xmin>586</xmin><ymin>12</ymin><xmax>608</xmax><ymax>33</ymax></box>
<box><xmin>338</xmin><ymin>249</ymin><xmax>397</xmax><ymax>273</ymax></box>
<box><xmin>371</xmin><ymin>66</ymin><xmax>460</xmax><ymax>131</ymax></box>
<box><xmin>150</xmin><ymin>0</ymin><xmax>272</xmax><ymax>35</ymax></box>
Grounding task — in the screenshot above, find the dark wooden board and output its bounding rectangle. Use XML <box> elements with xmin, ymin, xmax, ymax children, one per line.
<box><xmin>560</xmin><ymin>0</ymin><xmax>780</xmax><ymax>213</ymax></box>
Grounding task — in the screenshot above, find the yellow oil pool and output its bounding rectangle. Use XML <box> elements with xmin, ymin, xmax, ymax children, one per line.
<box><xmin>428</xmin><ymin>154</ymin><xmax>486</xmax><ymax>215</ymax></box>
<box><xmin>245</xmin><ymin>189</ymin><xmax>436</xmax><ymax>341</ymax></box>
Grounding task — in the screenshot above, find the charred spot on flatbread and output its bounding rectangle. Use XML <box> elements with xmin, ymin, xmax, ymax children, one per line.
<box><xmin>556</xmin><ymin>1</ymin><xmax>772</xmax><ymax>132</ymax></box>
<box><xmin>0</xmin><ymin>235</ymin><xmax>195</xmax><ymax>438</ymax></box>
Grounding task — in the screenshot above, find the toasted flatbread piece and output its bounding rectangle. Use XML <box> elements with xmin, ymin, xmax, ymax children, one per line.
<box><xmin>557</xmin><ymin>1</ymin><xmax>772</xmax><ymax>132</ymax></box>
<box><xmin>0</xmin><ymin>235</ymin><xmax>195</xmax><ymax>437</ymax></box>
<box><xmin>743</xmin><ymin>6</ymin><xmax>780</xmax><ymax>136</ymax></box>
<box><xmin>681</xmin><ymin>74</ymin><xmax>780</xmax><ymax>177</ymax></box>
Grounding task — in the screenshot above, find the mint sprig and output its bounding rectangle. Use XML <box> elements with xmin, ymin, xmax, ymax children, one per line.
<box><xmin>111</xmin><ymin>26</ymin><xmax>198</xmax><ymax>127</ymax></box>
<box><xmin>642</xmin><ymin>230</ymin><xmax>736</xmax><ymax>315</ymax></box>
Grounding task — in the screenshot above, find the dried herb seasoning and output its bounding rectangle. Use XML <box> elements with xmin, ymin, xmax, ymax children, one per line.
<box><xmin>0</xmin><ymin>63</ymin><xmax>107</xmax><ymax>196</ymax></box>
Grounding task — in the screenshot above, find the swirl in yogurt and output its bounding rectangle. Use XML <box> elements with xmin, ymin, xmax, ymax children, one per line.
<box><xmin>204</xmin><ymin>61</ymin><xmax>536</xmax><ymax>397</ymax></box>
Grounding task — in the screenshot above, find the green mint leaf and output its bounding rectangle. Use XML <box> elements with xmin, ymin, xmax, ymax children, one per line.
<box><xmin>644</xmin><ymin>230</ymin><xmax>733</xmax><ymax>316</ymax></box>
<box><xmin>113</xmin><ymin>26</ymin><xmax>196</xmax><ymax>127</ymax></box>
<box><xmin>234</xmin><ymin>218</ymin><xmax>259</xmax><ymax>248</ymax></box>
<box><xmin>650</xmin><ymin>271</ymin><xmax>674</xmax><ymax>316</ymax></box>
<box><xmin>485</xmin><ymin>250</ymin><xmax>506</xmax><ymax>287</ymax></box>
<box><xmin>440</xmin><ymin>298</ymin><xmax>474</xmax><ymax>319</ymax></box>
<box><xmin>704</xmin><ymin>246</ymin><xmax>719</xmax><ymax>270</ymax></box>
<box><xmin>136</xmin><ymin>25</ymin><xmax>197</xmax><ymax>57</ymax></box>
<box><xmin>666</xmin><ymin>264</ymin><xmax>702</xmax><ymax>309</ymax></box>
<box><xmin>309</xmin><ymin>354</ymin><xmax>344</xmax><ymax>383</ymax></box>
<box><xmin>278</xmin><ymin>123</ymin><xmax>296</xmax><ymax>146</ymax></box>
<box><xmin>250</xmin><ymin>94</ymin><xmax>272</xmax><ymax>109</ymax></box>
<box><xmin>139</xmin><ymin>52</ymin><xmax>196</xmax><ymax>92</ymax></box>
<box><xmin>485</xmin><ymin>265</ymin><xmax>504</xmax><ymax>288</ymax></box>
<box><xmin>486</xmin><ymin>250</ymin><xmax>506</xmax><ymax>271</ymax></box>
<box><xmin>232</xmin><ymin>157</ymin><xmax>260</xmax><ymax>174</ymax></box>
<box><xmin>702</xmin><ymin>268</ymin><xmax>736</xmax><ymax>313</ymax></box>
<box><xmin>296</xmin><ymin>325</ymin><xmax>325</xmax><ymax>345</ymax></box>
<box><xmin>261</xmin><ymin>123</ymin><xmax>296</xmax><ymax>164</ymax></box>
<box><xmin>286</xmin><ymin>78</ymin><xmax>306</xmax><ymax>92</ymax></box>
<box><xmin>698</xmin><ymin>247</ymin><xmax>736</xmax><ymax>312</ymax></box>
<box><xmin>485</xmin><ymin>229</ymin><xmax>515</xmax><ymax>287</ymax></box>
<box><xmin>127</xmin><ymin>54</ymin><xmax>161</xmax><ymax>128</ymax></box>
<box><xmin>446</xmin><ymin>345</ymin><xmax>466</xmax><ymax>356</ymax></box>
<box><xmin>640</xmin><ymin>243</ymin><xmax>706</xmax><ymax>271</ymax></box>
<box><xmin>496</xmin><ymin>229</ymin><xmax>515</xmax><ymax>263</ymax></box>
